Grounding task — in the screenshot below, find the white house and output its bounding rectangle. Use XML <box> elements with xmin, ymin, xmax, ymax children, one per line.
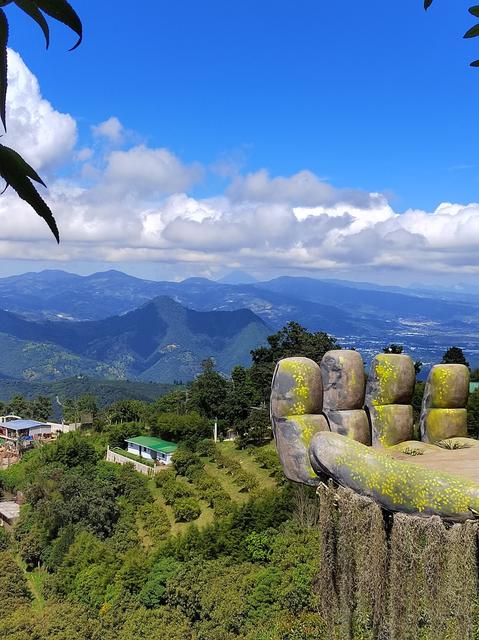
<box><xmin>125</xmin><ymin>435</ymin><xmax>178</xmax><ymax>465</ymax></box>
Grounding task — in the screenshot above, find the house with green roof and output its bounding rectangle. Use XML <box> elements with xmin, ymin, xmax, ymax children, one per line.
<box><xmin>125</xmin><ymin>436</ymin><xmax>178</xmax><ymax>465</ymax></box>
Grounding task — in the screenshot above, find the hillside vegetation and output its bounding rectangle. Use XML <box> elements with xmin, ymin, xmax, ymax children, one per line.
<box><xmin>0</xmin><ymin>431</ymin><xmax>329</xmax><ymax>640</ymax></box>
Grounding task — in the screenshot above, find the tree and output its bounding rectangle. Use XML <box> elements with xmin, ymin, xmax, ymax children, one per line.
<box><xmin>63</xmin><ymin>394</ymin><xmax>98</xmax><ymax>424</ymax></box>
<box><xmin>237</xmin><ymin>409</ymin><xmax>272</xmax><ymax>448</ymax></box>
<box><xmin>7</xmin><ymin>394</ymin><xmax>29</xmax><ymax>417</ymax></box>
<box><xmin>189</xmin><ymin>358</ymin><xmax>228</xmax><ymax>420</ymax></box>
<box><xmin>224</xmin><ymin>365</ymin><xmax>261</xmax><ymax>428</ymax></box>
<box><xmin>173</xmin><ymin>497</ymin><xmax>201</xmax><ymax>522</ymax></box>
<box><xmin>152</xmin><ymin>412</ymin><xmax>211</xmax><ymax>443</ymax></box>
<box><xmin>0</xmin><ymin>1</ymin><xmax>82</xmax><ymax>241</ymax></box>
<box><xmin>250</xmin><ymin>322</ymin><xmax>339</xmax><ymax>402</ymax></box>
<box><xmin>31</xmin><ymin>395</ymin><xmax>53</xmax><ymax>421</ymax></box>
<box><xmin>153</xmin><ymin>388</ymin><xmax>190</xmax><ymax>415</ymax></box>
<box><xmin>107</xmin><ymin>399</ymin><xmax>150</xmax><ymax>425</ymax></box>
<box><xmin>441</xmin><ymin>346</ymin><xmax>470</xmax><ymax>369</ymax></box>
<box><xmin>467</xmin><ymin>389</ymin><xmax>479</xmax><ymax>437</ymax></box>
<box><xmin>383</xmin><ymin>344</ymin><xmax>404</xmax><ymax>354</ymax></box>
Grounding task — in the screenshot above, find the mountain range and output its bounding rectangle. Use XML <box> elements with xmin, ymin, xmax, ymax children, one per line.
<box><xmin>0</xmin><ymin>269</ymin><xmax>479</xmax><ymax>381</ymax></box>
<box><xmin>0</xmin><ymin>294</ymin><xmax>270</xmax><ymax>382</ymax></box>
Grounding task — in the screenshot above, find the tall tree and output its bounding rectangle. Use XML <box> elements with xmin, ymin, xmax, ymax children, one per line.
<box><xmin>441</xmin><ymin>346</ymin><xmax>470</xmax><ymax>369</ymax></box>
<box><xmin>31</xmin><ymin>395</ymin><xmax>53</xmax><ymax>422</ymax></box>
<box><xmin>188</xmin><ymin>358</ymin><xmax>228</xmax><ymax>420</ymax></box>
<box><xmin>7</xmin><ymin>394</ymin><xmax>29</xmax><ymax>417</ymax></box>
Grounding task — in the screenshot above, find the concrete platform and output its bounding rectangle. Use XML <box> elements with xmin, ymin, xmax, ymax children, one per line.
<box><xmin>390</xmin><ymin>445</ymin><xmax>479</xmax><ymax>484</ymax></box>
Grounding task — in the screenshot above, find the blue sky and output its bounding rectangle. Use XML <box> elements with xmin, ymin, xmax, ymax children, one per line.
<box><xmin>1</xmin><ymin>0</ymin><xmax>479</xmax><ymax>284</ymax></box>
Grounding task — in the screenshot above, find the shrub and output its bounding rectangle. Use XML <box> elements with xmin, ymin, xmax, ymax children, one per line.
<box><xmin>236</xmin><ymin>470</ymin><xmax>258</xmax><ymax>492</ymax></box>
<box><xmin>173</xmin><ymin>498</ymin><xmax>201</xmax><ymax>522</ymax></box>
<box><xmin>195</xmin><ymin>439</ymin><xmax>216</xmax><ymax>458</ymax></box>
<box><xmin>159</xmin><ymin>478</ymin><xmax>194</xmax><ymax>506</ymax></box>
<box><xmin>213</xmin><ymin>498</ymin><xmax>235</xmax><ymax>518</ymax></box>
<box><xmin>172</xmin><ymin>449</ymin><xmax>202</xmax><ymax>476</ymax></box>
<box><xmin>138</xmin><ymin>501</ymin><xmax>171</xmax><ymax>543</ymax></box>
<box><xmin>154</xmin><ymin>470</ymin><xmax>176</xmax><ymax>488</ymax></box>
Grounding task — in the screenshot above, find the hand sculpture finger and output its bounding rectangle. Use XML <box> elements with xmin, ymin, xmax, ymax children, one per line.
<box><xmin>271</xmin><ymin>356</ymin><xmax>328</xmax><ymax>485</ymax></box>
<box><xmin>272</xmin><ymin>349</ymin><xmax>479</xmax><ymax>521</ymax></box>
<box><xmin>321</xmin><ymin>350</ymin><xmax>370</xmax><ymax>444</ymax></box>
<box><xmin>420</xmin><ymin>363</ymin><xmax>469</xmax><ymax>444</ymax></box>
<box><xmin>365</xmin><ymin>354</ymin><xmax>415</xmax><ymax>448</ymax></box>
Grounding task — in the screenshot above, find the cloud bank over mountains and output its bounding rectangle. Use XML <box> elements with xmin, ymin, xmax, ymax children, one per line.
<box><xmin>1</xmin><ymin>50</ymin><xmax>478</xmax><ymax>281</ymax></box>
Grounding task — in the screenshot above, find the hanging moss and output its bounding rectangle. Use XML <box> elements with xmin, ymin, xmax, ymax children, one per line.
<box><xmin>315</xmin><ymin>483</ymin><xmax>479</xmax><ymax>640</ymax></box>
<box><xmin>317</xmin><ymin>482</ymin><xmax>339</xmax><ymax>633</ymax></box>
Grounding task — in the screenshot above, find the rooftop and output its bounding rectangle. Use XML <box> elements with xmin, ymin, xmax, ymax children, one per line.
<box><xmin>0</xmin><ymin>501</ymin><xmax>20</xmax><ymax>522</ymax></box>
<box><xmin>0</xmin><ymin>419</ymin><xmax>49</xmax><ymax>431</ymax></box>
<box><xmin>125</xmin><ymin>435</ymin><xmax>178</xmax><ymax>454</ymax></box>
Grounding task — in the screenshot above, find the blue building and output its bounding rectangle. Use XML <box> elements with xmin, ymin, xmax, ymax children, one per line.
<box><xmin>0</xmin><ymin>416</ymin><xmax>51</xmax><ymax>446</ymax></box>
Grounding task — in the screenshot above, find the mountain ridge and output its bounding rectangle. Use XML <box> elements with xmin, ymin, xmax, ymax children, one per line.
<box><xmin>0</xmin><ymin>295</ymin><xmax>270</xmax><ymax>383</ymax></box>
<box><xmin>1</xmin><ymin>269</ymin><xmax>479</xmax><ymax>370</ymax></box>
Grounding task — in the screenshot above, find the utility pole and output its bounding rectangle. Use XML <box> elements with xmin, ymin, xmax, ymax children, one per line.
<box><xmin>214</xmin><ymin>417</ymin><xmax>218</xmax><ymax>443</ymax></box>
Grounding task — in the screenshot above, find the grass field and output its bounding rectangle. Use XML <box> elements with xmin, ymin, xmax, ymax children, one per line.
<box><xmin>15</xmin><ymin>555</ymin><xmax>47</xmax><ymax>612</ymax></box>
<box><xmin>216</xmin><ymin>441</ymin><xmax>278</xmax><ymax>490</ymax></box>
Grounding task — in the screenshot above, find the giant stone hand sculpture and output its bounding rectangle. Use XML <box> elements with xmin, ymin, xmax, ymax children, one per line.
<box><xmin>271</xmin><ymin>350</ymin><xmax>479</xmax><ymax>521</ymax></box>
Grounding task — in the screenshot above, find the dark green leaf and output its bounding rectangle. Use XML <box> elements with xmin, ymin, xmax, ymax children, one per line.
<box><xmin>0</xmin><ymin>144</ymin><xmax>59</xmax><ymax>242</ymax></box>
<box><xmin>35</xmin><ymin>0</ymin><xmax>81</xmax><ymax>50</ymax></box>
<box><xmin>464</xmin><ymin>23</ymin><xmax>479</xmax><ymax>38</ymax></box>
<box><xmin>469</xmin><ymin>6</ymin><xmax>479</xmax><ymax>18</ymax></box>
<box><xmin>14</xmin><ymin>0</ymin><xmax>49</xmax><ymax>48</ymax></box>
<box><xmin>470</xmin><ymin>59</ymin><xmax>479</xmax><ymax>66</ymax></box>
<box><xmin>0</xmin><ymin>9</ymin><xmax>7</xmax><ymax>132</ymax></box>
<box><xmin>0</xmin><ymin>145</ymin><xmax>46</xmax><ymax>186</ymax></box>
<box><xmin>424</xmin><ymin>0</ymin><xmax>434</xmax><ymax>10</ymax></box>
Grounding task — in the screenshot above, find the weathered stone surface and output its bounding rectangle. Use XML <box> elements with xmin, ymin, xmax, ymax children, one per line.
<box><xmin>321</xmin><ymin>349</ymin><xmax>365</xmax><ymax>410</ymax></box>
<box><xmin>271</xmin><ymin>357</ymin><xmax>322</xmax><ymax>418</ymax></box>
<box><xmin>369</xmin><ymin>404</ymin><xmax>414</xmax><ymax>447</ymax></box>
<box><xmin>273</xmin><ymin>414</ymin><xmax>329</xmax><ymax>485</ymax></box>
<box><xmin>325</xmin><ymin>409</ymin><xmax>371</xmax><ymax>445</ymax></box>
<box><xmin>365</xmin><ymin>354</ymin><xmax>415</xmax><ymax>406</ymax></box>
<box><xmin>422</xmin><ymin>408</ymin><xmax>467</xmax><ymax>443</ymax></box>
<box><xmin>420</xmin><ymin>364</ymin><xmax>470</xmax><ymax>443</ymax></box>
<box><xmin>309</xmin><ymin>431</ymin><xmax>479</xmax><ymax>520</ymax></box>
<box><xmin>426</xmin><ymin>364</ymin><xmax>469</xmax><ymax>409</ymax></box>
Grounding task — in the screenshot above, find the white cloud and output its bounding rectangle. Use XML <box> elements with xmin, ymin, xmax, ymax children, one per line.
<box><xmin>4</xmin><ymin>49</ymin><xmax>77</xmax><ymax>171</ymax></box>
<box><xmin>228</xmin><ymin>169</ymin><xmax>383</xmax><ymax>209</ymax></box>
<box><xmin>102</xmin><ymin>145</ymin><xmax>203</xmax><ymax>196</ymax></box>
<box><xmin>3</xmin><ymin>50</ymin><xmax>479</xmax><ymax>281</ymax></box>
<box><xmin>92</xmin><ymin>116</ymin><xmax>124</xmax><ymax>142</ymax></box>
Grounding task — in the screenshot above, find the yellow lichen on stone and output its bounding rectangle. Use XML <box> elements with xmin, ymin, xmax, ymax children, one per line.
<box><xmin>280</xmin><ymin>359</ymin><xmax>312</xmax><ymax>415</ymax></box>
<box><xmin>332</xmin><ymin>437</ymin><xmax>479</xmax><ymax>516</ymax></box>
<box><xmin>431</xmin><ymin>366</ymin><xmax>453</xmax><ymax>406</ymax></box>
<box><xmin>373</xmin><ymin>355</ymin><xmax>398</xmax><ymax>405</ymax></box>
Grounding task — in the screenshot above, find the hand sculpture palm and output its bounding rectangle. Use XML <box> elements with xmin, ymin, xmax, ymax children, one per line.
<box><xmin>271</xmin><ymin>350</ymin><xmax>479</xmax><ymax>521</ymax></box>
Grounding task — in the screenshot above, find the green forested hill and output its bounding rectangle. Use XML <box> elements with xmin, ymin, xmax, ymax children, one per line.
<box><xmin>0</xmin><ymin>297</ymin><xmax>269</xmax><ymax>382</ymax></box>
<box><xmin>0</xmin><ymin>376</ymin><xmax>173</xmax><ymax>409</ymax></box>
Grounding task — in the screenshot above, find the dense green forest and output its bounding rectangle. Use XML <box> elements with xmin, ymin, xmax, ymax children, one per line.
<box><xmin>0</xmin><ymin>430</ymin><xmax>326</xmax><ymax>640</ymax></box>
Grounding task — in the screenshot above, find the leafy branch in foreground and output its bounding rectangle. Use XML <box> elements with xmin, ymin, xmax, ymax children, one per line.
<box><xmin>425</xmin><ymin>2</ymin><xmax>479</xmax><ymax>67</ymax></box>
<box><xmin>0</xmin><ymin>0</ymin><xmax>82</xmax><ymax>242</ymax></box>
